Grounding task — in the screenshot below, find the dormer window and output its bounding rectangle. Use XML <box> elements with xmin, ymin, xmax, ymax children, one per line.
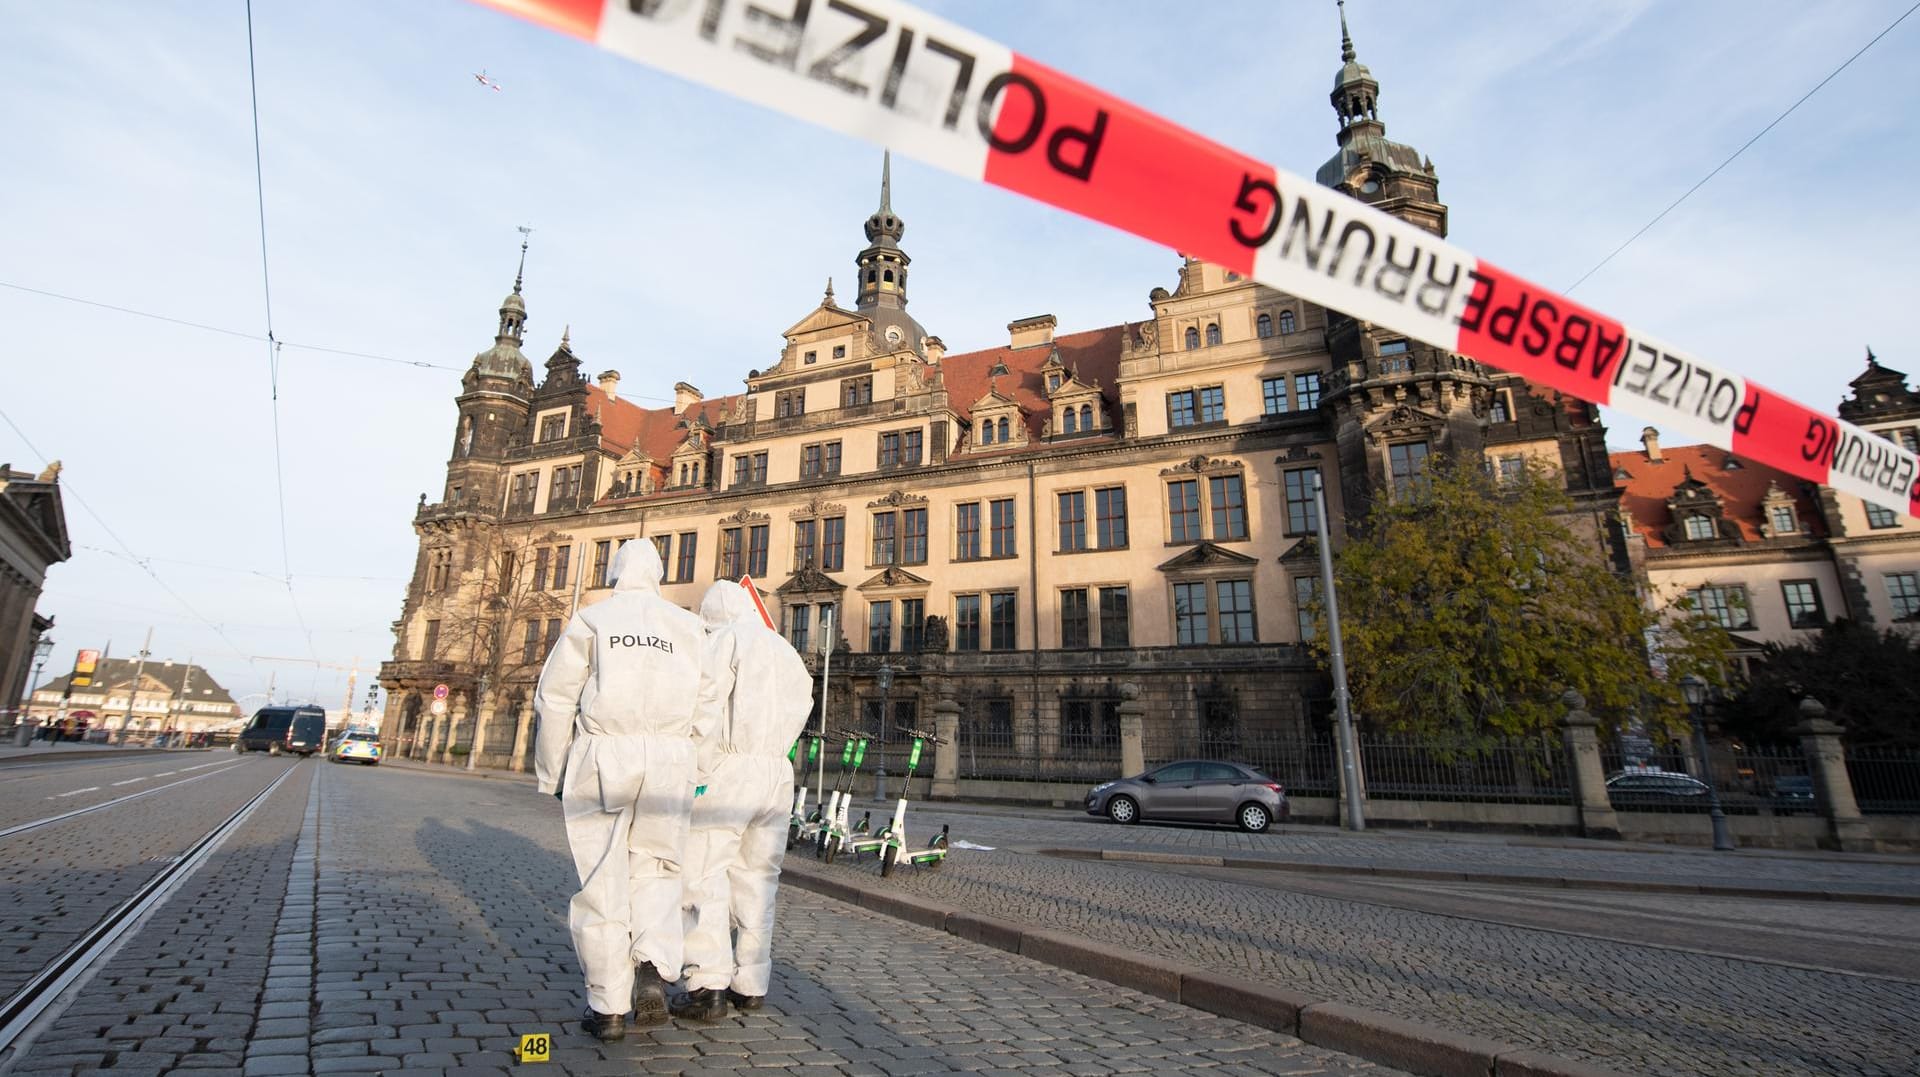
<box><xmin>997</xmin><ymin>417</ymin><xmax>1010</xmax><ymax>442</ymax></box>
<box><xmin>538</xmin><ymin>414</ymin><xmax>568</xmax><ymax>443</ymax></box>
<box><xmin>1064</xmin><ymin>408</ymin><xmax>1078</xmax><ymax>434</ymax></box>
<box><xmin>1768</xmin><ymin>505</ymin><xmax>1797</xmax><ymax>534</ymax></box>
<box><xmin>1723</xmin><ymin>457</ymin><xmax>1743</xmax><ymax>470</ymax></box>
<box><xmin>1048</xmin><ymin>373</ymin><xmax>1063</xmax><ymax>391</ymax></box>
<box><xmin>981</xmin><ymin>421</ymin><xmax>995</xmax><ymax>446</ymax></box>
<box><xmin>1683</xmin><ymin>515</ymin><xmax>1716</xmax><ymax>541</ymax></box>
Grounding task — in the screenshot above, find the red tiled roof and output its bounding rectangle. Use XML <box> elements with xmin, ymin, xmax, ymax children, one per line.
<box><xmin>1609</xmin><ymin>443</ymin><xmax>1825</xmax><ymax>548</ymax></box>
<box><xmin>585</xmin><ymin>386</ymin><xmax>739</xmax><ymax>462</ymax></box>
<box><xmin>939</xmin><ymin>324</ymin><xmax>1126</xmax><ymax>441</ymax></box>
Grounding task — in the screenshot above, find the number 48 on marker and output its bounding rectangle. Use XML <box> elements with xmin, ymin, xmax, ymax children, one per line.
<box><xmin>514</xmin><ymin>1032</ymin><xmax>551</xmax><ymax>1064</ymax></box>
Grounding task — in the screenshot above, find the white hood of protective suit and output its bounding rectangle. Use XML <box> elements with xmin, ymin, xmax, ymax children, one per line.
<box><xmin>533</xmin><ymin>538</ymin><xmax>717</xmax><ymax>801</ymax></box>
<box><xmin>694</xmin><ymin>580</ymin><xmax>815</xmax><ymax>773</ymax></box>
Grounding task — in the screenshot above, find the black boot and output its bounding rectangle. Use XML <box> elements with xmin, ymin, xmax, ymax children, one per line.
<box><xmin>726</xmin><ymin>989</ymin><xmax>765</xmax><ymax>1012</ymax></box>
<box><xmin>631</xmin><ymin>962</ymin><xmax>668</xmax><ymax>1026</ymax></box>
<box><xmin>580</xmin><ymin>1008</ymin><xmax>626</xmax><ymax>1042</ymax></box>
<box><xmin>669</xmin><ymin>987</ymin><xmax>730</xmax><ymax>1022</ymax></box>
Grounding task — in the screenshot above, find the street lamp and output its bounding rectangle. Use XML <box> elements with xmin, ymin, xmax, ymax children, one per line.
<box><xmin>1680</xmin><ymin>674</ymin><xmax>1734</xmax><ymax>851</ymax></box>
<box><xmin>16</xmin><ymin>636</ymin><xmax>54</xmax><ymax>745</ymax></box>
<box><xmin>872</xmin><ymin>660</ymin><xmax>893</xmax><ymax>802</ymax></box>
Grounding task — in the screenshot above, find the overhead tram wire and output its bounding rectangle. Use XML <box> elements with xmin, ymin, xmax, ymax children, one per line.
<box><xmin>243</xmin><ymin>0</ymin><xmax>318</xmax><ymax>667</ymax></box>
<box><xmin>0</xmin><ymin>279</ymin><xmax>680</xmax><ymax>403</ymax></box>
<box><xmin>1565</xmin><ymin>1</ymin><xmax>1920</xmax><ymax>295</ymax></box>
<box><xmin>0</xmin><ymin>406</ymin><xmax>255</xmax><ymax>666</ymax></box>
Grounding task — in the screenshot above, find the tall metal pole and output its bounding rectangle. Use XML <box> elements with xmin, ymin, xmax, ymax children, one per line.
<box><xmin>816</xmin><ymin>608</ymin><xmax>832</xmax><ymax>800</ymax></box>
<box><xmin>118</xmin><ymin>628</ymin><xmax>154</xmax><ymax>745</ymax></box>
<box><xmin>174</xmin><ymin>659</ymin><xmax>193</xmax><ymax>745</ymax></box>
<box><xmin>1312</xmin><ymin>473</ymin><xmax>1365</xmax><ymax>831</ymax></box>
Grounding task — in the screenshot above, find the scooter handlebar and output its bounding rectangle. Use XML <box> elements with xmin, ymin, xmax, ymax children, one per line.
<box><xmin>904</xmin><ymin>728</ymin><xmax>941</xmax><ymax>743</ymax></box>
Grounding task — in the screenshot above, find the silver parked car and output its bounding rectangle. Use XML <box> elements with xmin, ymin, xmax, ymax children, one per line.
<box><xmin>1086</xmin><ymin>760</ymin><xmax>1289</xmax><ymax>833</ymax></box>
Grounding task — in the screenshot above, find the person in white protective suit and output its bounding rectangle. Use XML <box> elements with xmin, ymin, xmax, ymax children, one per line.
<box><xmin>668</xmin><ymin>580</ymin><xmax>817</xmax><ymax>1020</ymax></box>
<box><xmin>534</xmin><ymin>539</ymin><xmax>719</xmax><ymax>1042</ymax></box>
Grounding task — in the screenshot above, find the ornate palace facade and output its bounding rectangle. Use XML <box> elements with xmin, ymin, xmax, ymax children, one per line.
<box><xmin>378</xmin><ymin>22</ymin><xmax>1618</xmax><ymax>770</ymax></box>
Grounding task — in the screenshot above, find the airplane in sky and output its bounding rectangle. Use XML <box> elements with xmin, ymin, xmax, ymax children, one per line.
<box><xmin>472</xmin><ymin>70</ymin><xmax>502</xmax><ymax>91</ymax></box>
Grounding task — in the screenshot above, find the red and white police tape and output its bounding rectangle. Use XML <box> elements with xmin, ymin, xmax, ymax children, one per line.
<box><xmin>472</xmin><ymin>0</ymin><xmax>1919</xmax><ymax>519</ymax></box>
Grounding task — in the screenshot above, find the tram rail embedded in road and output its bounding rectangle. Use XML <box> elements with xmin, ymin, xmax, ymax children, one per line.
<box><xmin>0</xmin><ymin>763</ymin><xmax>300</xmax><ymax>1061</ymax></box>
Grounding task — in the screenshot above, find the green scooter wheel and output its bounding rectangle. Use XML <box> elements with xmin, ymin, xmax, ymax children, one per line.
<box><xmin>824</xmin><ymin>835</ymin><xmax>839</xmax><ymax>865</ymax></box>
<box><xmin>880</xmin><ymin>844</ymin><xmax>898</xmax><ymax>878</ymax></box>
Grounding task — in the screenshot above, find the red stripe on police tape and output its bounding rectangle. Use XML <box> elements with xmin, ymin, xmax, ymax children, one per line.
<box><xmin>470</xmin><ymin>0</ymin><xmax>1918</xmax><ymax>520</ymax></box>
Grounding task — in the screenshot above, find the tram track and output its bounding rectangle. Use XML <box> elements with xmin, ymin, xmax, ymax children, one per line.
<box><xmin>0</xmin><ymin>758</ymin><xmax>251</xmax><ymax>840</ymax></box>
<box><xmin>0</xmin><ymin>762</ymin><xmax>302</xmax><ymax>1063</ymax></box>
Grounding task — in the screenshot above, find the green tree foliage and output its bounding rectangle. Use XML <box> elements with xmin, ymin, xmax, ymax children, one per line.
<box><xmin>1312</xmin><ymin>457</ymin><xmax>1728</xmax><ymax>740</ymax></box>
<box><xmin>1724</xmin><ymin>621</ymin><xmax>1920</xmax><ymax>746</ymax></box>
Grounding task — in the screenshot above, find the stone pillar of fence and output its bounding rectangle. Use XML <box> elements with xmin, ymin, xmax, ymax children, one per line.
<box><xmin>1795</xmin><ymin>698</ymin><xmax>1873</xmax><ymax>853</ymax></box>
<box><xmin>930</xmin><ymin>688</ymin><xmax>961</xmax><ymax>800</ymax></box>
<box><xmin>1118</xmin><ymin>683</ymin><xmax>1145</xmax><ymax>779</ymax></box>
<box><xmin>1559</xmin><ymin>690</ymin><xmax>1621</xmax><ymax>841</ymax></box>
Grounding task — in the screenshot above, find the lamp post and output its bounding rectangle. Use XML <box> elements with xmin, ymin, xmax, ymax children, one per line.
<box><xmin>873</xmin><ymin>660</ymin><xmax>893</xmax><ymax>802</ymax></box>
<box><xmin>1311</xmin><ymin>472</ymin><xmax>1365</xmax><ymax>831</ymax></box>
<box><xmin>17</xmin><ymin>636</ymin><xmax>54</xmax><ymax>745</ymax></box>
<box><xmin>1680</xmin><ymin>674</ymin><xmax>1734</xmax><ymax>851</ymax></box>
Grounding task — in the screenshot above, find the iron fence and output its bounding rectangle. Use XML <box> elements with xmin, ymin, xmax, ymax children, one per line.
<box><xmin>1847</xmin><ymin>746</ymin><xmax>1920</xmax><ymax>815</ymax></box>
<box><xmin>1356</xmin><ymin>734</ymin><xmax>1571</xmax><ymax>804</ymax></box>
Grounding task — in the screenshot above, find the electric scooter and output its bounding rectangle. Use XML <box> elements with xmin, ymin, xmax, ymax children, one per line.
<box><xmin>875</xmin><ymin>729</ymin><xmax>951</xmax><ymax>877</ymax></box>
<box><xmin>794</xmin><ymin>731</ymin><xmax>853</xmax><ymax>851</ymax></box>
<box><xmin>786</xmin><ymin>732</ymin><xmax>824</xmax><ymax>848</ymax></box>
<box><xmin>816</xmin><ymin>730</ymin><xmax>868</xmax><ymax>862</ymax></box>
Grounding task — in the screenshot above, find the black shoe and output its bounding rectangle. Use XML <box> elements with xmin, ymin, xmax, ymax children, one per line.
<box><xmin>631</xmin><ymin>963</ymin><xmax>668</xmax><ymax>1026</ymax></box>
<box><xmin>581</xmin><ymin>1008</ymin><xmax>626</xmax><ymax>1042</ymax></box>
<box><xmin>727</xmin><ymin>989</ymin><xmax>764</xmax><ymax>1011</ymax></box>
<box><xmin>669</xmin><ymin>987</ymin><xmax>730</xmax><ymax>1022</ymax></box>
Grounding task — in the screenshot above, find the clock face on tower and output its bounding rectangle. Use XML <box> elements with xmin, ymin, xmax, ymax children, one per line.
<box><xmin>1361</xmin><ymin>179</ymin><xmax>1381</xmax><ymax>194</ymax></box>
<box><xmin>885</xmin><ymin>326</ymin><xmax>904</xmax><ymax>346</ymax></box>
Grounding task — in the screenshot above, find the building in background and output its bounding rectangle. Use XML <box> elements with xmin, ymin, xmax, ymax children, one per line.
<box><xmin>1616</xmin><ymin>354</ymin><xmax>1920</xmax><ymax>666</ymax></box>
<box><xmin>1</xmin><ymin>460</ymin><xmax>69</xmax><ymax>726</ymax></box>
<box><xmin>379</xmin><ymin>17</ymin><xmax>1617</xmax><ymax>771</ymax></box>
<box><xmin>26</xmin><ymin>658</ymin><xmax>241</xmax><ymax>738</ymax></box>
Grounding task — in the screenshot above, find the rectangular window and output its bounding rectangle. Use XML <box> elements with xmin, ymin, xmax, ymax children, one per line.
<box><xmin>592</xmin><ymin>540</ymin><xmax>612</xmax><ymax>589</ymax></box>
<box><xmin>841</xmin><ymin>375</ymin><xmax>873</xmax><ymax>407</ymax></box>
<box><xmin>900</xmin><ymin>598</ymin><xmax>926</xmax><ymax>652</ymax></box>
<box><xmin>955</xmin><ymin>502</ymin><xmax>981</xmax><ymax>560</ymax></box>
<box><xmin>1168</xmin><ymin>389</ymin><xmax>1197</xmax><ymax>428</ymax></box>
<box><xmin>532</xmin><ymin>547</ymin><xmax>550</xmax><ymax>591</ymax></box>
<box><xmin>788</xmin><ymin>603</ymin><xmax>810</xmax><ymax>653</ymax></box>
<box><xmin>801</xmin><ymin>440</ymin><xmax>842</xmax><ymax>479</ymax></box>
<box><xmin>1687</xmin><ymin>585</ymin><xmax>1753</xmax><ymax>630</ymax></box>
<box><xmin>794</xmin><ymin>519</ymin><xmax>817</xmax><ymax>568</ymax></box>
<box><xmin>553</xmin><ymin>545</ymin><xmax>571</xmax><ymax>590</ymax></box>
<box><xmin>775</xmin><ymin>388</ymin><xmax>805</xmax><ymax>418</ymax></box>
<box><xmin>1217</xmin><ymin>579</ymin><xmax>1255</xmax><ymax>643</ymax></box>
<box><xmin>878</xmin><ymin>428</ymin><xmax>923</xmax><ymax>469</ymax></box>
<box><xmin>734</xmin><ymin>455</ymin><xmax>752</xmax><ymax>485</ymax></box>
<box><xmin>1684</xmin><ymin>514</ymin><xmax>1718</xmax><ymax>541</ymax></box>
<box><xmin>509</xmin><ymin>471</ymin><xmax>538</xmax><ymax>513</ymax></box>
<box><xmin>879</xmin><ymin>431</ymin><xmax>901</xmax><ymax>469</ymax></box>
<box><xmin>751</xmin><ymin>452</ymin><xmax>767</xmax><ymax>484</ymax></box>
<box><xmin>1769</xmin><ymin>505</ymin><xmax>1797</xmax><ymax>534</ymax></box>
<box><xmin>1379</xmin><ymin>339</ymin><xmax>1409</xmax><ymax>355</ymax></box>
<box><xmin>1198</xmin><ymin>385</ymin><xmax>1225</xmax><ymax>423</ymax></box>
<box><xmin>1294</xmin><ymin>372</ymin><xmax>1323</xmax><ymax>409</ymax></box>
<box><xmin>1058</xmin><ymin>491</ymin><xmax>1087</xmax><ymax>552</ymax></box>
<box><xmin>1095</xmin><ymin>486</ymin><xmax>1129</xmax><ymax>549</ymax></box>
<box><xmin>721</xmin><ymin>528</ymin><xmax>744</xmax><ymax>579</ymax></box>
<box><xmin>539</xmin><ymin>414</ymin><xmax>567</xmax><ymax>442</ymax></box>
<box><xmin>903</xmin><ymin>507</ymin><xmax>928</xmax><ymax>564</ymax></box>
<box><xmin>1061</xmin><ymin>699</ymin><xmax>1095</xmax><ymax>754</ymax></box>
<box><xmin>1174</xmin><ymin>582</ymin><xmax>1209</xmax><ymax>645</ymax></box>
<box><xmin>1294</xmin><ymin>576</ymin><xmax>1320</xmax><ymax>641</ymax></box>
<box><xmin>651</xmin><ymin>534</ymin><xmax>670</xmax><ymax>568</ymax></box>
<box><xmin>549</xmin><ymin>465</ymin><xmax>581</xmax><ymax>504</ymax></box>
<box><xmin>868</xmin><ymin>601</ymin><xmax>892</xmax><ymax>653</ymax></box>
<box><xmin>822</xmin><ymin>517</ymin><xmax>845</xmax><ymax>570</ymax></box>
<box><xmin>1060</xmin><ymin>588</ymin><xmax>1089</xmax><ymax>648</ymax></box>
<box><xmin>522</xmin><ymin>619</ymin><xmax>540</xmax><ymax>666</ymax></box>
<box><xmin>1899</xmin><ymin>428</ymin><xmax>1919</xmax><ymax>453</ymax></box>
<box><xmin>675</xmin><ymin>532</ymin><xmax>697</xmax><ymax>583</ymax></box>
<box><xmin>990</xmin><ymin>498</ymin><xmax>1017</xmax><ymax>557</ymax></box>
<box><xmin>747</xmin><ymin>524</ymin><xmax>769</xmax><ymax>578</ymax></box>
<box><xmin>1866</xmin><ymin>503</ymin><xmax>1900</xmax><ymax>529</ymax></box>
<box><xmin>955</xmin><ymin>594</ymin><xmax>981</xmax><ymax>651</ymax></box>
<box><xmin>1887</xmin><ymin>572</ymin><xmax>1920</xmax><ymax>621</ymax></box>
<box><xmin>1489</xmin><ymin>390</ymin><xmax>1513</xmax><ymax>424</ymax></box>
<box><xmin>819</xmin><ymin>602</ymin><xmax>838</xmax><ymax>648</ymax></box>
<box><xmin>1497</xmin><ymin>455</ymin><xmax>1525</xmax><ymax>485</ymax></box>
<box><xmin>1168</xmin><ymin>479</ymin><xmax>1202</xmax><ymax>543</ymax></box>
<box><xmin>544</xmin><ymin>618</ymin><xmax>562</xmax><ymax>656</ymax></box>
<box><xmin>989</xmin><ymin>591</ymin><xmax>1017</xmax><ymax>650</ymax></box>
<box><xmin>1782</xmin><ymin>580</ymin><xmax>1826</xmax><ymax>628</ymax></box>
<box><xmin>903</xmin><ymin>428</ymin><xmax>923</xmax><ymax>465</ymax></box>
<box><xmin>802</xmin><ymin>443</ymin><xmax>822</xmax><ymax>478</ymax></box>
<box><xmin>1389</xmin><ymin>441</ymin><xmax>1431</xmax><ymax>497</ymax></box>
<box><xmin>1209</xmin><ymin>474</ymin><xmax>1248</xmax><ymax>540</ymax></box>
<box><xmin>422</xmin><ymin>619</ymin><xmax>441</xmax><ymax>661</ymax></box>
<box><xmin>1098</xmin><ymin>586</ymin><xmax>1131</xmax><ymax>648</ymax></box>
<box><xmin>1262</xmin><ymin>376</ymin><xmax>1288</xmax><ymax>415</ymax></box>
<box><xmin>871</xmin><ymin>511</ymin><xmax>897</xmax><ymax>565</ymax></box>
<box><xmin>833</xmin><ymin>344</ymin><xmax>847</xmax><ymax>359</ymax></box>
<box><xmin>1283</xmin><ymin>469</ymin><xmax>1320</xmax><ymax>534</ymax></box>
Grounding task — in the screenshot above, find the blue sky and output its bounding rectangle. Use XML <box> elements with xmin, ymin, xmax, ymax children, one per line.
<box><xmin>4</xmin><ymin>0</ymin><xmax>1917</xmax><ymax>712</ymax></box>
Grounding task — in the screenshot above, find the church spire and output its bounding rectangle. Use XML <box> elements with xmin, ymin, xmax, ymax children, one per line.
<box><xmin>856</xmin><ymin>151</ymin><xmax>911</xmax><ymax>310</ymax></box>
<box><xmin>496</xmin><ymin>231</ymin><xmax>529</xmax><ymax>346</ymax></box>
<box><xmin>1331</xmin><ymin>0</ymin><xmax>1382</xmax><ymax>147</ymax></box>
<box><xmin>1339</xmin><ymin>0</ymin><xmax>1356</xmax><ymax>62</ymax></box>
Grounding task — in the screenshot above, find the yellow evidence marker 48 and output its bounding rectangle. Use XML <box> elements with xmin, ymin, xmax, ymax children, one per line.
<box><xmin>513</xmin><ymin>1032</ymin><xmax>551</xmax><ymax>1064</ymax></box>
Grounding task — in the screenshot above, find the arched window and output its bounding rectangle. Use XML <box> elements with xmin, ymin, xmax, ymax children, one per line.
<box><xmin>1279</xmin><ymin>310</ymin><xmax>1296</xmax><ymax>334</ymax></box>
<box><xmin>1184</xmin><ymin>327</ymin><xmax>1200</xmax><ymax>350</ymax></box>
<box><xmin>997</xmin><ymin>417</ymin><xmax>1010</xmax><ymax>442</ymax></box>
<box><xmin>1079</xmin><ymin>404</ymin><xmax>1093</xmax><ymax>430</ymax></box>
<box><xmin>1256</xmin><ymin>313</ymin><xmax>1273</xmax><ymax>339</ymax></box>
<box><xmin>1205</xmin><ymin>324</ymin><xmax>1221</xmax><ymax>346</ymax></box>
<box><xmin>981</xmin><ymin>420</ymin><xmax>995</xmax><ymax>445</ymax></box>
<box><xmin>1063</xmin><ymin>408</ymin><xmax>1078</xmax><ymax>434</ymax></box>
<box><xmin>883</xmin><ymin>269</ymin><xmax>894</xmax><ymax>283</ymax></box>
<box><xmin>866</xmin><ymin>270</ymin><xmax>876</xmax><ymax>283</ymax></box>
